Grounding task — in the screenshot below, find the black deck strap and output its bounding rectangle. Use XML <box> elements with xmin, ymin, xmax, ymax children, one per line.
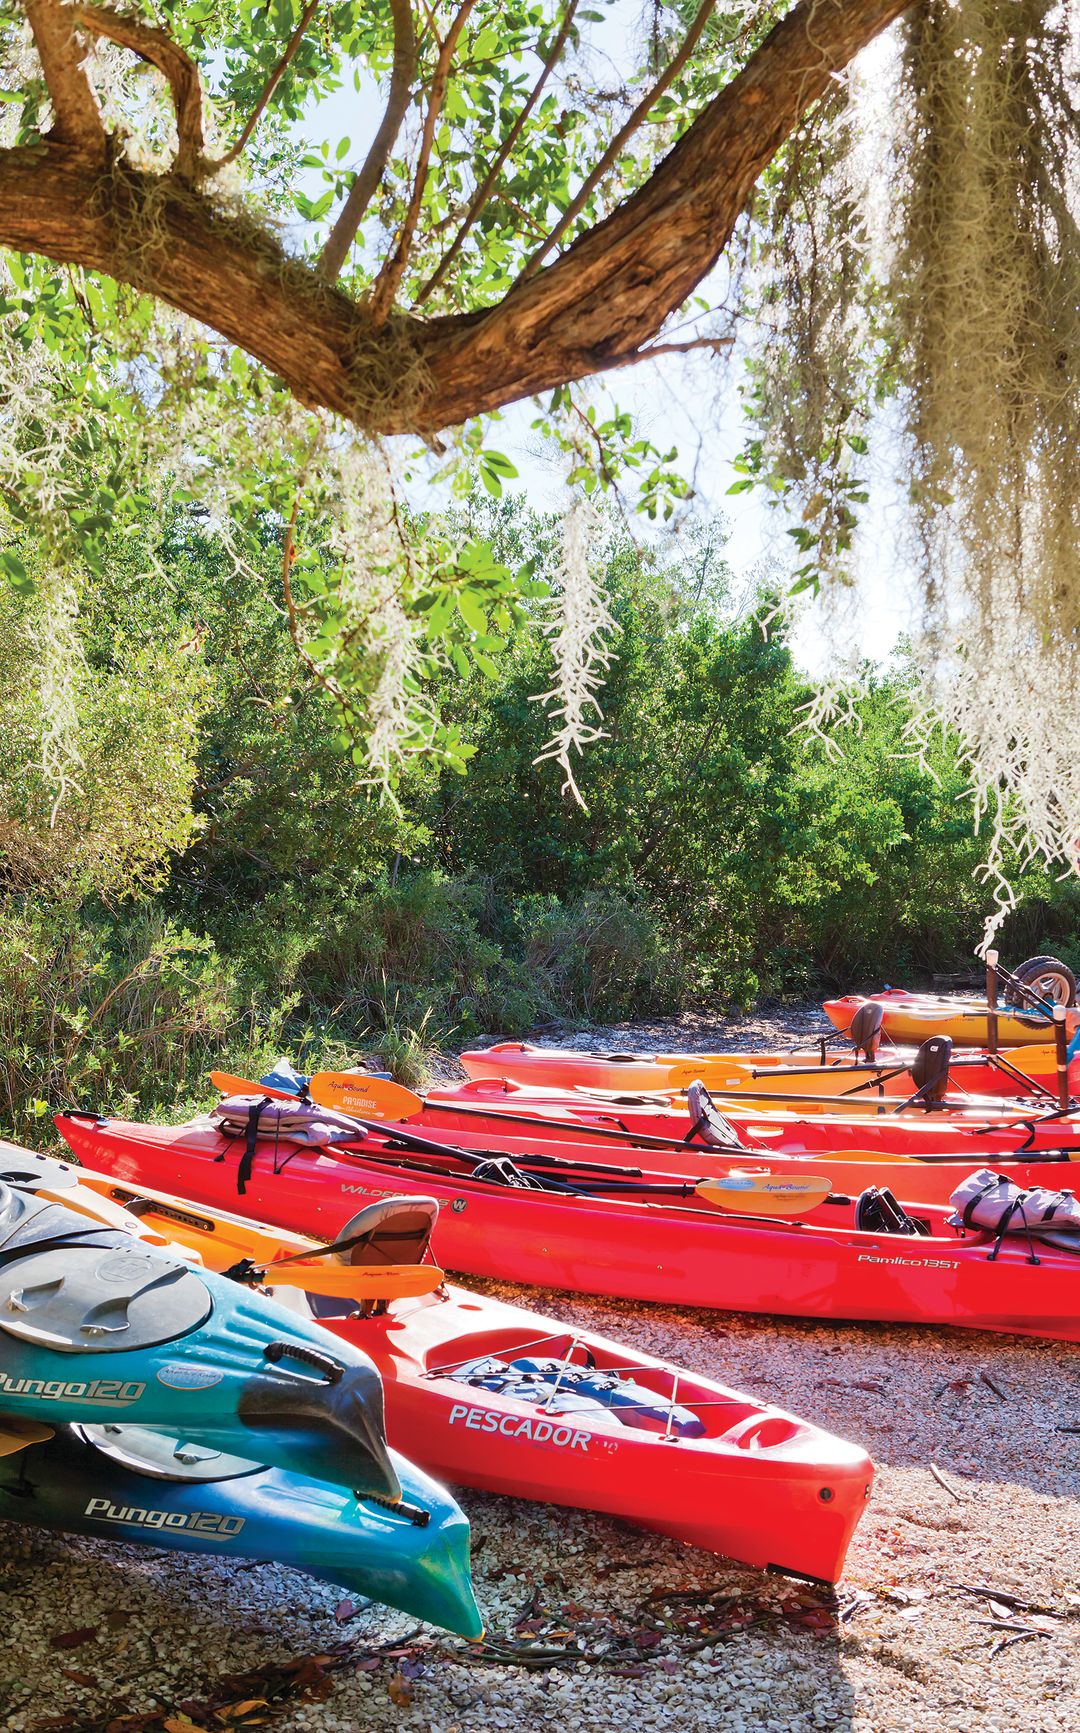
<box><xmin>962</xmin><ymin>1179</ymin><xmax>1043</xmax><ymax>1266</ymax></box>
<box><xmin>221</xmin><ymin>1256</ymin><xmax>262</xmax><ymax>1284</ymax></box>
<box><xmin>960</xmin><ymin>1176</ymin><xmax>1008</xmax><ymax>1231</ymax></box>
<box><xmin>237</xmin><ymin>1099</ymin><xmax>268</xmax><ymax>1195</ymax></box>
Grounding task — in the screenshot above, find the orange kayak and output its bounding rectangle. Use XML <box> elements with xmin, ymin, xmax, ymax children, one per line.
<box><xmin>823</xmin><ymin>990</ymin><xmax>1079</xmax><ymax>1049</ymax></box>
<box><xmin>457</xmin><ymin>1042</ymin><xmax>1078</xmax><ymax>1117</ymax></box>
<box><xmin>458</xmin><ymin>1040</ymin><xmax>1074</xmax><ymax>1104</ymax></box>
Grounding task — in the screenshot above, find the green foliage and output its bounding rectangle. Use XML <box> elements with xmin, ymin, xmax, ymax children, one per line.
<box><xmin>4</xmin><ymin>490</ymin><xmax>1079</xmax><ymax>1139</ymax></box>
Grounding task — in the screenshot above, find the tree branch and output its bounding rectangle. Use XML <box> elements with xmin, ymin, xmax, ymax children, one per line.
<box><xmin>418</xmin><ymin>0</ymin><xmax>914</xmax><ymax>422</ymax></box>
<box><xmin>71</xmin><ymin>3</ymin><xmax>205</xmax><ymax>175</ymax></box>
<box><xmin>24</xmin><ymin>0</ymin><xmax>104</xmax><ymax>154</ymax></box>
<box><xmin>212</xmin><ymin>0</ymin><xmax>322</xmax><ymax>171</ymax></box>
<box><xmin>521</xmin><ymin>0</ymin><xmax>716</xmax><ymax>279</ymax></box>
<box><xmin>319</xmin><ymin>0</ymin><xmax>417</xmax><ymax>280</ymax></box>
<box><xmin>0</xmin><ymin>0</ymin><xmax>914</xmax><ymax>432</ymax></box>
<box><xmin>603</xmin><ymin>334</ymin><xmax>734</xmax><ymax>370</ymax></box>
<box><xmin>366</xmin><ymin>0</ymin><xmax>476</xmax><ymax>320</ymax></box>
<box><xmin>415</xmin><ymin>0</ymin><xmax>580</xmax><ymax>305</ymax></box>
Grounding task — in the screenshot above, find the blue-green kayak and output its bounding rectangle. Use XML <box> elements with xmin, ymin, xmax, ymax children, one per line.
<box><xmin>0</xmin><ymin>1419</ymin><xmax>482</xmax><ymax>1638</ymax></box>
<box><xmin>0</xmin><ymin>1165</ymin><xmax>397</xmax><ymax>1499</ymax></box>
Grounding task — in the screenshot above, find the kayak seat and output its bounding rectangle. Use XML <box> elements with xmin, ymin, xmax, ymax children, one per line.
<box><xmin>910</xmin><ymin>1036</ymin><xmax>953</xmax><ymax>1103</ymax></box>
<box><xmin>854</xmin><ymin>1187</ymin><xmax>932</xmax><ymax>1237</ymax></box>
<box><xmin>334</xmin><ymin>1195</ymin><xmax>439</xmax><ymax>1269</ymax></box>
<box><xmin>685</xmin><ymin>1082</ymin><xmax>746</xmax><ymax>1150</ymax></box>
<box><xmin>848</xmin><ymin>1001</ymin><xmax>884</xmax><ymax>1060</ymax></box>
<box><xmin>330</xmin><ymin>1195</ymin><xmax>439</xmax><ymax>1319</ymax></box>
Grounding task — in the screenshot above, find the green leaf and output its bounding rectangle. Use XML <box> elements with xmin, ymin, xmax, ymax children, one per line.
<box><xmin>457</xmin><ymin>590</ymin><xmax>489</xmax><ymax>634</ymax></box>
<box><xmin>0</xmin><ymin>550</ymin><xmax>33</xmax><ymax>594</ymax></box>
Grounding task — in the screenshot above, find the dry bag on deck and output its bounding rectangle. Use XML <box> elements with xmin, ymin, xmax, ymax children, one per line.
<box><xmin>948</xmin><ymin>1168</ymin><xmax>1080</xmax><ymax>1252</ymax></box>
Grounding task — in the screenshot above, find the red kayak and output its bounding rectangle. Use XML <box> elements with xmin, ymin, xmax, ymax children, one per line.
<box><xmin>57</xmin><ymin>1114</ymin><xmax>1080</xmax><ymax>1342</ymax></box>
<box><xmin>418</xmin><ymin>1077</ymin><xmax>1080</xmax><ymax>1200</ymax></box>
<box><xmin>60</xmin><ymin>1163</ymin><xmax>873</xmax><ymax>1586</ymax></box>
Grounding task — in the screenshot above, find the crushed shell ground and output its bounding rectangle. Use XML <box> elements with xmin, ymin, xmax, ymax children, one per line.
<box><xmin>2</xmin><ymin>1006</ymin><xmax>1078</xmax><ymax>1732</ymax></box>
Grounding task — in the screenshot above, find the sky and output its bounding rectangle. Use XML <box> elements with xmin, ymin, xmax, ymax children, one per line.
<box><xmin>285</xmin><ymin>7</ymin><xmax>916</xmax><ymax>674</ymax></box>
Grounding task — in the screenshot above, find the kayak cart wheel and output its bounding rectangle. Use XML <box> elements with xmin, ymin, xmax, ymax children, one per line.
<box><xmin>1012</xmin><ymin>954</ymin><xmax>1077</xmax><ymax>1008</ymax></box>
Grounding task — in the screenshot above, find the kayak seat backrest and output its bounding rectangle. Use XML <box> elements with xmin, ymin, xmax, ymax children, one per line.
<box><xmin>854</xmin><ymin>1186</ymin><xmax>932</xmax><ymax>1237</ymax></box>
<box><xmin>685</xmin><ymin>1081</ymin><xmax>746</xmax><ymax>1150</ymax></box>
<box><xmin>911</xmin><ymin>1035</ymin><xmax>953</xmax><ymax>1100</ymax></box>
<box><xmin>334</xmin><ymin>1195</ymin><xmax>439</xmax><ymax>1269</ymax></box>
<box><xmin>847</xmin><ymin>1001</ymin><xmax>884</xmax><ymax>1059</ymax></box>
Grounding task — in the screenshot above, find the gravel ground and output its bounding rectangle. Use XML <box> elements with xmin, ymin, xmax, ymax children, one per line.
<box><xmin>2</xmin><ymin>1008</ymin><xmax>1078</xmax><ymax>1733</ymax></box>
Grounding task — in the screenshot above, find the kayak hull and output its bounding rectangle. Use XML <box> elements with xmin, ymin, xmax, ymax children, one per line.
<box><xmin>56</xmin><ymin>1117</ymin><xmax>1080</xmax><ymax>1344</ymax></box>
<box><xmin>823</xmin><ymin>991</ymin><xmax>1079</xmax><ymax>1049</ymax></box>
<box><xmin>459</xmin><ymin>1039</ymin><xmax>1074</xmax><ymax>1099</ymax></box>
<box><xmin>29</xmin><ymin>1147</ymin><xmax>874</xmax><ymax>1583</ymax></box>
<box><xmin>1</xmin><ymin>1424</ymin><xmax>482</xmax><ymax>1637</ymax></box>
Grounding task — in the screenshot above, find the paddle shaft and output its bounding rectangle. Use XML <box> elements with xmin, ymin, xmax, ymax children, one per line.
<box><xmin>309</xmin><ymin>1139</ymin><xmax>822</xmax><ymax>1213</ymax></box>
<box><xmin>413</xmin><ymin>1098</ymin><xmax>748</xmax><ymax>1157</ymax></box>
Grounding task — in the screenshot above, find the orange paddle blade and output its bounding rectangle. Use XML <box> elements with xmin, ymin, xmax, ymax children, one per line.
<box><xmin>0</xmin><ymin>1420</ymin><xmax>54</xmax><ymax>1457</ymax></box>
<box><xmin>261</xmin><ymin>1261</ymin><xmax>444</xmax><ymax>1301</ymax></box>
<box><xmin>210</xmin><ymin>1070</ymin><xmax>298</xmax><ymax>1101</ymax></box>
<box><xmin>695</xmin><ymin>1171</ymin><xmax>832</xmax><ymax>1215</ymax></box>
<box><xmin>309</xmin><ymin>1071</ymin><xmax>424</xmax><ymax>1121</ymax></box>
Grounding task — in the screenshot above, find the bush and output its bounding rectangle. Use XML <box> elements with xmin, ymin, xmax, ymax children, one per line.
<box><xmin>0</xmin><ymin>900</ymin><xmax>296</xmax><ymax>1144</ymax></box>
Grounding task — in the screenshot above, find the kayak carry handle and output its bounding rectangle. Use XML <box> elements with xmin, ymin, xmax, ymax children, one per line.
<box><xmin>263</xmin><ymin>1339</ymin><xmax>345</xmax><ymax>1384</ymax></box>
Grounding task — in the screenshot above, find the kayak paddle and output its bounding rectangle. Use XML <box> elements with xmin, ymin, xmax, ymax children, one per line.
<box><xmin>0</xmin><ymin>1420</ymin><xmax>54</xmax><ymax>1458</ymax></box>
<box><xmin>251</xmin><ymin>1260</ymin><xmax>445</xmax><ymax>1300</ymax></box>
<box><xmin>664</xmin><ymin>1171</ymin><xmax>831</xmax><ymax>1215</ymax></box>
<box><xmin>307</xmin><ymin>1070</ymin><xmax>760</xmax><ymax>1156</ymax></box>
<box><xmin>309</xmin><ymin>1071</ymin><xmax>426</xmax><ymax>1122</ymax></box>
<box><xmin>318</xmin><ymin>1135</ymin><xmax>833</xmax><ymax>1216</ymax></box>
<box><xmin>210</xmin><ymin>1070</ymin><xmax>299</xmax><ymax>1101</ymax></box>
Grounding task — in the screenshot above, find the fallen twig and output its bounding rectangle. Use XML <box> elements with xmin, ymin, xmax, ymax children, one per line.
<box><xmin>930</xmin><ymin>1462</ymin><xmax>967</xmax><ymax>1502</ymax></box>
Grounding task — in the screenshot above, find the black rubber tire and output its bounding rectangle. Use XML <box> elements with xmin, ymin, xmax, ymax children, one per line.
<box><xmin>1011</xmin><ymin>954</ymin><xmax>1077</xmax><ymax>1008</ymax></box>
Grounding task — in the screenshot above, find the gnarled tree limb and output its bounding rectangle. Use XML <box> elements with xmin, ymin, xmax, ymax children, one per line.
<box><xmin>319</xmin><ymin>0</ymin><xmax>417</xmax><ymax>281</ymax></box>
<box><xmin>71</xmin><ymin>3</ymin><xmax>205</xmax><ymax>174</ymax></box>
<box><xmin>25</xmin><ymin>0</ymin><xmax>104</xmax><ymax>154</ymax></box>
<box><xmin>0</xmin><ymin>0</ymin><xmax>914</xmax><ymax>432</ymax></box>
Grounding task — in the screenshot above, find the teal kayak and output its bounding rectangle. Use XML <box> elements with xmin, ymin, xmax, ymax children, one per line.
<box><xmin>0</xmin><ymin>1420</ymin><xmax>482</xmax><ymax>1638</ymax></box>
<box><xmin>0</xmin><ymin>1166</ymin><xmax>398</xmax><ymax>1500</ymax></box>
